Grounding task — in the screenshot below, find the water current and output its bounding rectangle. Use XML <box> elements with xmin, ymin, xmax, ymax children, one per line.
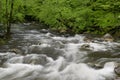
<box><xmin>0</xmin><ymin>23</ymin><xmax>120</xmax><ymax>80</ymax></box>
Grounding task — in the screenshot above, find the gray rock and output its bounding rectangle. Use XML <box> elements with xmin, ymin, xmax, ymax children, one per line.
<box><xmin>83</xmin><ymin>37</ymin><xmax>92</xmax><ymax>42</ymax></box>
<box><xmin>115</xmin><ymin>64</ymin><xmax>120</xmax><ymax>76</ymax></box>
<box><xmin>87</xmin><ymin>62</ymin><xmax>103</xmax><ymax>69</ymax></box>
<box><xmin>80</xmin><ymin>44</ymin><xmax>93</xmax><ymax>51</ymax></box>
<box><xmin>8</xmin><ymin>48</ymin><xmax>24</xmax><ymax>55</ymax></box>
<box><xmin>81</xmin><ymin>44</ymin><xmax>90</xmax><ymax>48</ymax></box>
<box><xmin>23</xmin><ymin>54</ymin><xmax>49</xmax><ymax>65</ymax></box>
<box><xmin>102</xmin><ymin>33</ymin><xmax>114</xmax><ymax>42</ymax></box>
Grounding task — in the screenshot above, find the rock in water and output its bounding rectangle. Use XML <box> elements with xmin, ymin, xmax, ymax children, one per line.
<box><xmin>102</xmin><ymin>33</ymin><xmax>114</xmax><ymax>42</ymax></box>
<box><xmin>23</xmin><ymin>54</ymin><xmax>49</xmax><ymax>65</ymax></box>
<box><xmin>80</xmin><ymin>44</ymin><xmax>93</xmax><ymax>51</ymax></box>
<box><xmin>83</xmin><ymin>37</ymin><xmax>92</xmax><ymax>43</ymax></box>
<box><xmin>9</xmin><ymin>48</ymin><xmax>24</xmax><ymax>55</ymax></box>
<box><xmin>114</xmin><ymin>63</ymin><xmax>120</xmax><ymax>76</ymax></box>
<box><xmin>81</xmin><ymin>44</ymin><xmax>90</xmax><ymax>48</ymax></box>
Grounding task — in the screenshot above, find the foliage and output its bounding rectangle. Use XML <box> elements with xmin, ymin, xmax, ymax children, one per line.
<box><xmin>0</xmin><ymin>0</ymin><xmax>120</xmax><ymax>34</ymax></box>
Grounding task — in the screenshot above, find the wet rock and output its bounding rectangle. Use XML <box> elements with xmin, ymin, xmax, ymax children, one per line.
<box><xmin>81</xmin><ymin>44</ymin><xmax>90</xmax><ymax>48</ymax></box>
<box><xmin>87</xmin><ymin>62</ymin><xmax>103</xmax><ymax>69</ymax></box>
<box><xmin>114</xmin><ymin>64</ymin><xmax>120</xmax><ymax>76</ymax></box>
<box><xmin>8</xmin><ymin>48</ymin><xmax>24</xmax><ymax>55</ymax></box>
<box><xmin>23</xmin><ymin>54</ymin><xmax>49</xmax><ymax>65</ymax></box>
<box><xmin>96</xmin><ymin>58</ymin><xmax>120</xmax><ymax>65</ymax></box>
<box><xmin>92</xmin><ymin>38</ymin><xmax>105</xmax><ymax>42</ymax></box>
<box><xmin>28</xmin><ymin>45</ymin><xmax>41</xmax><ymax>54</ymax></box>
<box><xmin>83</xmin><ymin>37</ymin><xmax>92</xmax><ymax>43</ymax></box>
<box><xmin>102</xmin><ymin>33</ymin><xmax>114</xmax><ymax>42</ymax></box>
<box><xmin>40</xmin><ymin>47</ymin><xmax>63</xmax><ymax>60</ymax></box>
<box><xmin>0</xmin><ymin>58</ymin><xmax>7</xmax><ymax>67</ymax></box>
<box><xmin>28</xmin><ymin>45</ymin><xmax>63</xmax><ymax>60</ymax></box>
<box><xmin>80</xmin><ymin>44</ymin><xmax>93</xmax><ymax>51</ymax></box>
<box><xmin>87</xmin><ymin>51</ymin><xmax>113</xmax><ymax>58</ymax></box>
<box><xmin>51</xmin><ymin>41</ymin><xmax>64</xmax><ymax>49</ymax></box>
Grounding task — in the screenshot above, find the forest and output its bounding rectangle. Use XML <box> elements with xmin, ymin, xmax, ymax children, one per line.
<box><xmin>0</xmin><ymin>0</ymin><xmax>120</xmax><ymax>37</ymax></box>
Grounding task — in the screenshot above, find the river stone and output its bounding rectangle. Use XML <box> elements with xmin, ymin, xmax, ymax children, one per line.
<box><xmin>80</xmin><ymin>44</ymin><xmax>93</xmax><ymax>51</ymax></box>
<box><xmin>8</xmin><ymin>48</ymin><xmax>24</xmax><ymax>55</ymax></box>
<box><xmin>87</xmin><ymin>51</ymin><xmax>113</xmax><ymax>58</ymax></box>
<box><xmin>83</xmin><ymin>37</ymin><xmax>92</xmax><ymax>43</ymax></box>
<box><xmin>87</xmin><ymin>62</ymin><xmax>103</xmax><ymax>69</ymax></box>
<box><xmin>28</xmin><ymin>45</ymin><xmax>63</xmax><ymax>60</ymax></box>
<box><xmin>81</xmin><ymin>44</ymin><xmax>90</xmax><ymax>48</ymax></box>
<box><xmin>51</xmin><ymin>41</ymin><xmax>64</xmax><ymax>49</ymax></box>
<box><xmin>102</xmin><ymin>33</ymin><xmax>114</xmax><ymax>42</ymax></box>
<box><xmin>115</xmin><ymin>64</ymin><xmax>120</xmax><ymax>76</ymax></box>
<box><xmin>23</xmin><ymin>54</ymin><xmax>49</xmax><ymax>65</ymax></box>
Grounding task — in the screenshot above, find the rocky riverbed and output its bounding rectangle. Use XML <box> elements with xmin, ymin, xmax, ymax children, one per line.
<box><xmin>0</xmin><ymin>23</ymin><xmax>120</xmax><ymax>80</ymax></box>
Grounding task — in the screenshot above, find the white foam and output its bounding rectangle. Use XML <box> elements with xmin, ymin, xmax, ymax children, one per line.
<box><xmin>0</xmin><ymin>56</ymin><xmax>117</xmax><ymax>80</ymax></box>
<box><xmin>0</xmin><ymin>33</ymin><xmax>119</xmax><ymax>80</ymax></box>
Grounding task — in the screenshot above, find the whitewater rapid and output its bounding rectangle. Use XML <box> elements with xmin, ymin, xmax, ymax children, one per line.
<box><xmin>0</xmin><ymin>26</ymin><xmax>120</xmax><ymax>80</ymax></box>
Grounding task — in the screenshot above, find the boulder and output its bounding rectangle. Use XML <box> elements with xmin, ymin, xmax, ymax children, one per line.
<box><xmin>23</xmin><ymin>54</ymin><xmax>49</xmax><ymax>65</ymax></box>
<box><xmin>102</xmin><ymin>33</ymin><xmax>114</xmax><ymax>42</ymax></box>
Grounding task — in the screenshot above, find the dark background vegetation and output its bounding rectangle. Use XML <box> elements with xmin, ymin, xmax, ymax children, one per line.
<box><xmin>0</xmin><ymin>0</ymin><xmax>120</xmax><ymax>37</ymax></box>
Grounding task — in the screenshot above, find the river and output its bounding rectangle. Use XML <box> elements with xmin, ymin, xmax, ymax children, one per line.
<box><xmin>0</xmin><ymin>23</ymin><xmax>120</xmax><ymax>80</ymax></box>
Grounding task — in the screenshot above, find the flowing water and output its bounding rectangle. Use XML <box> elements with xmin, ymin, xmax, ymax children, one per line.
<box><xmin>0</xmin><ymin>23</ymin><xmax>120</xmax><ymax>80</ymax></box>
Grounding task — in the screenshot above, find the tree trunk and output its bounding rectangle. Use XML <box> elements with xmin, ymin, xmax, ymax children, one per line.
<box><xmin>5</xmin><ymin>0</ymin><xmax>9</xmax><ymax>38</ymax></box>
<box><xmin>6</xmin><ymin>0</ymin><xmax>14</xmax><ymax>38</ymax></box>
<box><xmin>0</xmin><ymin>1</ymin><xmax>1</xmax><ymax>13</ymax></box>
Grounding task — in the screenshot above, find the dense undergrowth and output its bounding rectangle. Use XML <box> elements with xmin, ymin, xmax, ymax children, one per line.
<box><xmin>0</xmin><ymin>0</ymin><xmax>120</xmax><ymax>35</ymax></box>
